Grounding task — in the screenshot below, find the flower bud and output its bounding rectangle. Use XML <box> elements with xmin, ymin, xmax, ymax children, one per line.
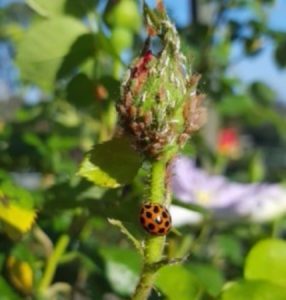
<box><xmin>217</xmin><ymin>127</ymin><xmax>241</xmax><ymax>159</ymax></box>
<box><xmin>117</xmin><ymin>2</ymin><xmax>206</xmax><ymax>159</ymax></box>
<box><xmin>6</xmin><ymin>256</ymin><xmax>33</xmax><ymax>295</ymax></box>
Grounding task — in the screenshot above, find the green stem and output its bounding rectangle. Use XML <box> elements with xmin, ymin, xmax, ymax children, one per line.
<box><xmin>132</xmin><ymin>157</ymin><xmax>169</xmax><ymax>300</ymax></box>
<box><xmin>38</xmin><ymin>234</ymin><xmax>70</xmax><ymax>293</ymax></box>
<box><xmin>214</xmin><ymin>154</ymin><xmax>228</xmax><ymax>175</ymax></box>
<box><xmin>150</xmin><ymin>158</ymin><xmax>167</xmax><ymax>203</ymax></box>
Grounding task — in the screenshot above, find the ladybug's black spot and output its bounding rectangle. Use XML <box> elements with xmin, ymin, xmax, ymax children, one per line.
<box><xmin>146</xmin><ymin>212</ymin><xmax>152</xmax><ymax>218</ymax></box>
<box><xmin>162</xmin><ymin>211</ymin><xmax>168</xmax><ymax>218</ymax></box>
<box><xmin>140</xmin><ymin>217</ymin><xmax>145</xmax><ymax>225</ymax></box>
<box><xmin>144</xmin><ymin>204</ymin><xmax>151</xmax><ymax>209</ymax></box>
<box><xmin>140</xmin><ymin>208</ymin><xmax>145</xmax><ymax>214</ymax></box>
<box><xmin>148</xmin><ymin>223</ymin><xmax>155</xmax><ymax>230</ymax></box>
<box><xmin>165</xmin><ymin>221</ymin><xmax>170</xmax><ymax>227</ymax></box>
<box><xmin>158</xmin><ymin>228</ymin><xmax>165</xmax><ymax>234</ymax></box>
<box><xmin>153</xmin><ymin>206</ymin><xmax>159</xmax><ymax>213</ymax></box>
<box><xmin>155</xmin><ymin>216</ymin><xmax>162</xmax><ymax>224</ymax></box>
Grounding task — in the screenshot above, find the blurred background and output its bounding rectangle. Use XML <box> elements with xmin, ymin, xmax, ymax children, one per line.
<box><xmin>1</xmin><ymin>0</ymin><xmax>286</xmax><ymax>299</ymax></box>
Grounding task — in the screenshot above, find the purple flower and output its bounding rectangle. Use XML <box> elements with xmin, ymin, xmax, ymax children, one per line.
<box><xmin>171</xmin><ymin>156</ymin><xmax>286</xmax><ymax>224</ymax></box>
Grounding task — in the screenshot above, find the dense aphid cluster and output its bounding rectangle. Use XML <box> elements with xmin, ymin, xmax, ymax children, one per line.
<box><xmin>140</xmin><ymin>203</ymin><xmax>172</xmax><ymax>236</ymax></box>
<box><xmin>117</xmin><ymin>4</ymin><xmax>206</xmax><ymax>159</ymax></box>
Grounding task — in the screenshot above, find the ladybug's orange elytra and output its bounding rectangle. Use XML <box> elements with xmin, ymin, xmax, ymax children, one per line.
<box><xmin>140</xmin><ymin>203</ymin><xmax>172</xmax><ymax>236</ymax></box>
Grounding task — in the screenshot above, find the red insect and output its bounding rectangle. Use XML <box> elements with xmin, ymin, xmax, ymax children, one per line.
<box><xmin>140</xmin><ymin>203</ymin><xmax>172</xmax><ymax>236</ymax></box>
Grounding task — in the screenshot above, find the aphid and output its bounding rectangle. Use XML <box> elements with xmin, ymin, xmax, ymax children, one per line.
<box><xmin>130</xmin><ymin>122</ymin><xmax>141</xmax><ymax>137</ymax></box>
<box><xmin>178</xmin><ymin>132</ymin><xmax>190</xmax><ymax>146</ymax></box>
<box><xmin>139</xmin><ymin>203</ymin><xmax>172</xmax><ymax>236</ymax></box>
<box><xmin>143</xmin><ymin>111</ymin><xmax>153</xmax><ymax>126</ymax></box>
<box><xmin>138</xmin><ymin>122</ymin><xmax>145</xmax><ymax>131</ymax></box>
<box><xmin>124</xmin><ymin>92</ymin><xmax>133</xmax><ymax>107</ymax></box>
<box><xmin>117</xmin><ymin>104</ymin><xmax>127</xmax><ymax>116</ymax></box>
<box><xmin>127</xmin><ymin>105</ymin><xmax>137</xmax><ymax>119</ymax></box>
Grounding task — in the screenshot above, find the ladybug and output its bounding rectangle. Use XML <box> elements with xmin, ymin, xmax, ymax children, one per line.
<box><xmin>140</xmin><ymin>203</ymin><xmax>172</xmax><ymax>236</ymax></box>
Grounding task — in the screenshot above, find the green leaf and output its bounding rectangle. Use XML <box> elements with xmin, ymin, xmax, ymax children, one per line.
<box><xmin>0</xmin><ymin>182</ymin><xmax>37</xmax><ymax>238</ymax></box>
<box><xmin>98</xmin><ymin>76</ymin><xmax>120</xmax><ymax>100</ymax></box>
<box><xmin>78</xmin><ymin>137</ymin><xmax>142</xmax><ymax>188</ymax></box>
<box><xmin>156</xmin><ymin>265</ymin><xmax>201</xmax><ymax>300</ymax></box>
<box><xmin>78</xmin><ymin>155</ymin><xmax>120</xmax><ymax>188</ymax></box>
<box><xmin>244</xmin><ymin>37</ymin><xmax>263</xmax><ymax>56</ymax></box>
<box><xmin>16</xmin><ymin>57</ymin><xmax>62</xmax><ymax>91</ymax></box>
<box><xmin>211</xmin><ymin>40</ymin><xmax>230</xmax><ymax>66</ymax></box>
<box><xmin>244</xmin><ymin>239</ymin><xmax>286</xmax><ymax>287</ymax></box>
<box><xmin>249</xmin><ymin>81</ymin><xmax>275</xmax><ymax>105</ymax></box>
<box><xmin>0</xmin><ymin>204</ymin><xmax>37</xmax><ymax>238</ymax></box>
<box><xmin>218</xmin><ymin>94</ymin><xmax>254</xmax><ymax>117</ymax></box>
<box><xmin>0</xmin><ymin>278</ymin><xmax>21</xmax><ymax>300</ymax></box>
<box><xmin>99</xmin><ymin>247</ymin><xmax>140</xmax><ymax>295</ymax></box>
<box><xmin>186</xmin><ymin>262</ymin><xmax>225</xmax><ymax>296</ymax></box>
<box><xmin>16</xmin><ymin>17</ymin><xmax>87</xmax><ymax>89</ymax></box>
<box><xmin>220</xmin><ymin>280</ymin><xmax>286</xmax><ymax>300</ymax></box>
<box><xmin>0</xmin><ymin>181</ymin><xmax>35</xmax><ymax>209</ymax></box>
<box><xmin>27</xmin><ymin>0</ymin><xmax>67</xmax><ymax>17</ymax></box>
<box><xmin>66</xmin><ymin>73</ymin><xmax>94</xmax><ymax>107</ymax></box>
<box><xmin>275</xmin><ymin>40</ymin><xmax>286</xmax><ymax>68</ymax></box>
<box><xmin>56</xmin><ymin>33</ymin><xmax>96</xmax><ymax>79</ymax></box>
<box><xmin>215</xmin><ymin>234</ymin><xmax>244</xmax><ymax>266</ymax></box>
<box><xmin>27</xmin><ymin>0</ymin><xmax>96</xmax><ymax>18</ymax></box>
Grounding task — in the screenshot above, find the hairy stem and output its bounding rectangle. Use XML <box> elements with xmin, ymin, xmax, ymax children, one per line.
<box><xmin>150</xmin><ymin>158</ymin><xmax>167</xmax><ymax>203</ymax></box>
<box><xmin>132</xmin><ymin>157</ymin><xmax>170</xmax><ymax>300</ymax></box>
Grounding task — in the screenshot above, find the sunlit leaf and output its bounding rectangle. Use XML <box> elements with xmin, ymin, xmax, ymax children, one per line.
<box><xmin>27</xmin><ymin>0</ymin><xmax>96</xmax><ymax>18</ymax></box>
<box><xmin>78</xmin><ymin>137</ymin><xmax>142</xmax><ymax>188</ymax></box>
<box><xmin>220</xmin><ymin>280</ymin><xmax>286</xmax><ymax>300</ymax></box>
<box><xmin>27</xmin><ymin>0</ymin><xmax>66</xmax><ymax>17</ymax></box>
<box><xmin>0</xmin><ymin>185</ymin><xmax>36</xmax><ymax>238</ymax></box>
<box><xmin>99</xmin><ymin>247</ymin><xmax>140</xmax><ymax>295</ymax></box>
<box><xmin>156</xmin><ymin>265</ymin><xmax>201</xmax><ymax>300</ymax></box>
<box><xmin>244</xmin><ymin>239</ymin><xmax>286</xmax><ymax>287</ymax></box>
<box><xmin>78</xmin><ymin>154</ymin><xmax>120</xmax><ymax>188</ymax></box>
<box><xmin>16</xmin><ymin>17</ymin><xmax>87</xmax><ymax>89</ymax></box>
<box><xmin>0</xmin><ymin>203</ymin><xmax>37</xmax><ymax>237</ymax></box>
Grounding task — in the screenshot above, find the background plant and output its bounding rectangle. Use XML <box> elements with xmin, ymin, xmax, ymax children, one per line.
<box><xmin>1</xmin><ymin>0</ymin><xmax>286</xmax><ymax>299</ymax></box>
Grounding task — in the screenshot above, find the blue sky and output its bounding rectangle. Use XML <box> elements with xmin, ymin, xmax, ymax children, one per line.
<box><xmin>227</xmin><ymin>0</ymin><xmax>286</xmax><ymax>100</ymax></box>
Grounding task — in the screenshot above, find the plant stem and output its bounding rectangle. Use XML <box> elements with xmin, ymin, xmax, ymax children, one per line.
<box><xmin>150</xmin><ymin>158</ymin><xmax>167</xmax><ymax>203</ymax></box>
<box><xmin>38</xmin><ymin>234</ymin><xmax>70</xmax><ymax>293</ymax></box>
<box><xmin>132</xmin><ymin>157</ymin><xmax>169</xmax><ymax>300</ymax></box>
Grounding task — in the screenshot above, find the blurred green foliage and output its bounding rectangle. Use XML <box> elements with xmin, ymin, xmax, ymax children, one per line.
<box><xmin>1</xmin><ymin>0</ymin><xmax>286</xmax><ymax>299</ymax></box>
